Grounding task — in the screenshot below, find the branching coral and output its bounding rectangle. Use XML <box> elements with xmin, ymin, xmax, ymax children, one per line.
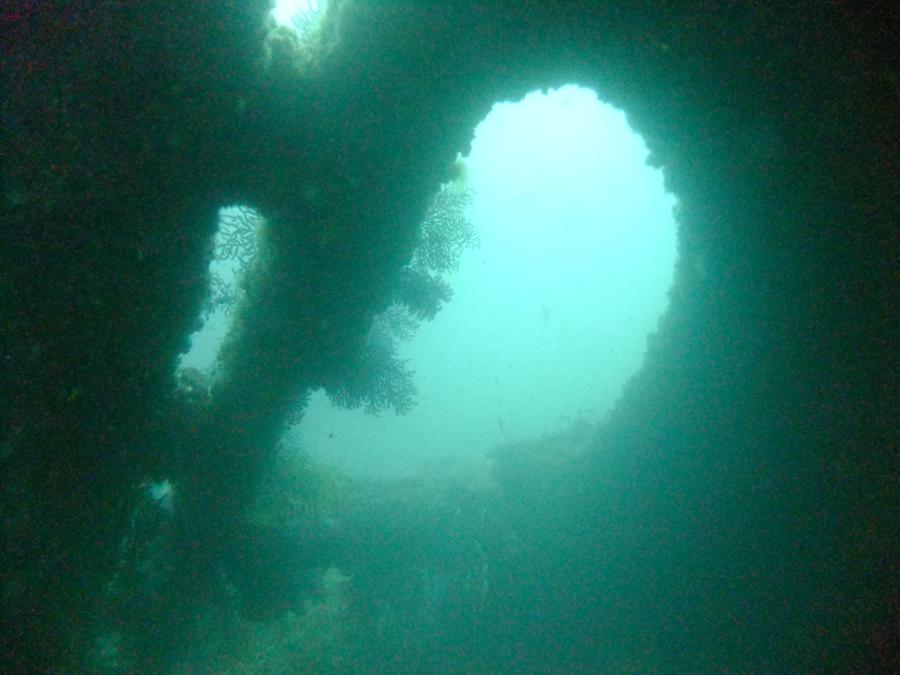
<box><xmin>411</xmin><ymin>185</ymin><xmax>477</xmax><ymax>274</ymax></box>
<box><xmin>393</xmin><ymin>267</ymin><xmax>453</xmax><ymax>321</ymax></box>
<box><xmin>391</xmin><ymin>184</ymin><xmax>474</xmax><ymax>322</ymax></box>
<box><xmin>214</xmin><ymin>206</ymin><xmax>260</xmax><ymax>267</ymax></box>
<box><xmin>205</xmin><ymin>270</ymin><xmax>239</xmax><ymax>317</ymax></box>
<box><xmin>323</xmin><ymin>183</ymin><xmax>475</xmax><ymax>415</ymax></box>
<box><xmin>377</xmin><ymin>304</ymin><xmax>419</xmax><ymax>342</ymax></box>
<box><xmin>324</xmin><ymin>323</ymin><xmax>417</xmax><ymax>415</ymax></box>
<box><xmin>202</xmin><ymin>206</ymin><xmax>262</xmax><ymax>317</ymax></box>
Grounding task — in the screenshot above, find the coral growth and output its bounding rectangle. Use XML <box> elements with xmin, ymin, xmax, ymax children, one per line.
<box><xmin>324</xmin><ymin>321</ymin><xmax>417</xmax><ymax>415</ymax></box>
<box><xmin>214</xmin><ymin>206</ymin><xmax>261</xmax><ymax>267</ymax></box>
<box><xmin>392</xmin><ymin>267</ymin><xmax>453</xmax><ymax>321</ymax></box>
<box><xmin>323</xmin><ymin>183</ymin><xmax>476</xmax><ymax>415</ymax></box>
<box><xmin>411</xmin><ymin>185</ymin><xmax>477</xmax><ymax>274</ymax></box>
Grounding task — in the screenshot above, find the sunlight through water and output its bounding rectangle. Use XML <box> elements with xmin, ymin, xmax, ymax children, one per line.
<box><xmin>297</xmin><ymin>85</ymin><xmax>678</xmax><ymax>478</ymax></box>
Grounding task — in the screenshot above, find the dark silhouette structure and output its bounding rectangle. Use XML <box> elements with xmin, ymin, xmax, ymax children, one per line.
<box><xmin>1</xmin><ymin>2</ymin><xmax>894</xmax><ymax>671</ymax></box>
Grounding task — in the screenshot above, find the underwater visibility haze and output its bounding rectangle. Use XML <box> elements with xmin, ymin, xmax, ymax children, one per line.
<box><xmin>1</xmin><ymin>2</ymin><xmax>895</xmax><ymax>673</ymax></box>
<box><xmin>291</xmin><ymin>85</ymin><xmax>677</xmax><ymax>479</ymax></box>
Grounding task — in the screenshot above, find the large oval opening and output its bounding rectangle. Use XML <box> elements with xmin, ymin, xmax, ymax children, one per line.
<box><xmin>297</xmin><ymin>84</ymin><xmax>678</xmax><ymax>478</ymax></box>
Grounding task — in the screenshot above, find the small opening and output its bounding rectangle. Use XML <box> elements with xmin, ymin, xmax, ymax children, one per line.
<box><xmin>176</xmin><ymin>205</ymin><xmax>263</xmax><ymax>389</ymax></box>
<box><xmin>297</xmin><ymin>84</ymin><xmax>678</xmax><ymax>479</ymax></box>
<box><xmin>270</xmin><ymin>0</ymin><xmax>329</xmax><ymax>38</ymax></box>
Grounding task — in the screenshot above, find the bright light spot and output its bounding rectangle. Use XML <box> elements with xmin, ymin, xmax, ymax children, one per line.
<box><xmin>271</xmin><ymin>0</ymin><xmax>327</xmax><ymax>33</ymax></box>
<box><xmin>300</xmin><ymin>85</ymin><xmax>678</xmax><ymax>479</ymax></box>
